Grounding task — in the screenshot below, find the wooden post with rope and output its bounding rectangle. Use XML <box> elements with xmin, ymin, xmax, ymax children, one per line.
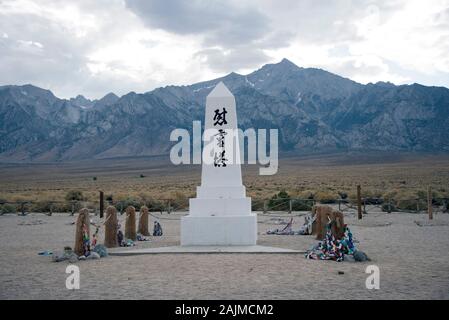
<box><xmin>99</xmin><ymin>191</ymin><xmax>104</xmax><ymax>218</ymax></box>
<box><xmin>104</xmin><ymin>206</ymin><xmax>118</xmax><ymax>248</ymax></box>
<box><xmin>313</xmin><ymin>205</ymin><xmax>345</xmax><ymax>240</ymax></box>
<box><xmin>357</xmin><ymin>185</ymin><xmax>362</xmax><ymax>220</ymax></box>
<box><xmin>20</xmin><ymin>202</ymin><xmax>26</xmax><ymax>216</ymax></box>
<box><xmin>138</xmin><ymin>205</ymin><xmax>150</xmax><ymax>236</ymax></box>
<box><xmin>167</xmin><ymin>200</ymin><xmax>171</xmax><ymax>214</ymax></box>
<box><xmin>49</xmin><ymin>202</ymin><xmax>53</xmax><ymax>216</ymax></box>
<box><xmin>428</xmin><ymin>186</ymin><xmax>433</xmax><ymax>220</ymax></box>
<box><xmin>74</xmin><ymin>208</ymin><xmax>90</xmax><ymax>256</ymax></box>
<box><xmin>125</xmin><ymin>206</ymin><xmax>137</xmax><ymax>241</ymax></box>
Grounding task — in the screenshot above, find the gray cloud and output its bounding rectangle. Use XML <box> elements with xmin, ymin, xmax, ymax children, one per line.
<box><xmin>325</xmin><ymin>58</ymin><xmax>387</xmax><ymax>81</ymax></box>
<box><xmin>434</xmin><ymin>7</ymin><xmax>449</xmax><ymax>29</ymax></box>
<box><xmin>0</xmin><ymin>0</ymin><xmax>448</xmax><ymax>98</ymax></box>
<box><xmin>257</xmin><ymin>0</ymin><xmax>405</xmax><ymax>44</ymax></box>
<box><xmin>195</xmin><ymin>46</ymin><xmax>270</xmax><ymax>72</ymax></box>
<box><xmin>125</xmin><ymin>0</ymin><xmax>271</xmax><ymax>46</ymax></box>
<box><xmin>0</xmin><ymin>0</ymin><xmax>160</xmax><ymax>98</ymax></box>
<box><xmin>125</xmin><ymin>0</ymin><xmax>292</xmax><ymax>72</ymax></box>
<box><xmin>124</xmin><ymin>0</ymin><xmax>407</xmax><ymax>73</ymax></box>
<box><xmin>0</xmin><ymin>12</ymin><xmax>89</xmax><ymax>94</ymax></box>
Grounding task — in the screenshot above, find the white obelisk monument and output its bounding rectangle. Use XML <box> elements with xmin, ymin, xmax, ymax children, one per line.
<box><xmin>181</xmin><ymin>82</ymin><xmax>257</xmax><ymax>246</ymax></box>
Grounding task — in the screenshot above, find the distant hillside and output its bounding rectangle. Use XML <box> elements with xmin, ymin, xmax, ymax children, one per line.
<box><xmin>1</xmin><ymin>58</ymin><xmax>448</xmax><ymax>161</ymax></box>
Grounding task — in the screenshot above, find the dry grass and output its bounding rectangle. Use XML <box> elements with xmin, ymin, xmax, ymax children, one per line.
<box><xmin>0</xmin><ymin>152</ymin><xmax>448</xmax><ymax>208</ymax></box>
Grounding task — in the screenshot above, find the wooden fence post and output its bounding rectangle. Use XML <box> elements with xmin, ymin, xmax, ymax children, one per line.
<box><xmin>428</xmin><ymin>186</ymin><xmax>433</xmax><ymax>220</ymax></box>
<box><xmin>99</xmin><ymin>191</ymin><xmax>104</xmax><ymax>218</ymax></box>
<box><xmin>125</xmin><ymin>206</ymin><xmax>137</xmax><ymax>241</ymax></box>
<box><xmin>138</xmin><ymin>205</ymin><xmax>150</xmax><ymax>236</ymax></box>
<box><xmin>288</xmin><ymin>199</ymin><xmax>292</xmax><ymax>214</ymax></box>
<box><xmin>263</xmin><ymin>200</ymin><xmax>268</xmax><ymax>214</ymax></box>
<box><xmin>104</xmin><ymin>206</ymin><xmax>118</xmax><ymax>248</ymax></box>
<box><xmin>74</xmin><ymin>208</ymin><xmax>90</xmax><ymax>256</ymax></box>
<box><xmin>20</xmin><ymin>202</ymin><xmax>26</xmax><ymax>216</ymax></box>
<box><xmin>357</xmin><ymin>185</ymin><xmax>362</xmax><ymax>220</ymax></box>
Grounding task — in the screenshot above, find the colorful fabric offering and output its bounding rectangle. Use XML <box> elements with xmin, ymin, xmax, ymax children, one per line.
<box><xmin>305</xmin><ymin>223</ymin><xmax>356</xmax><ymax>262</ymax></box>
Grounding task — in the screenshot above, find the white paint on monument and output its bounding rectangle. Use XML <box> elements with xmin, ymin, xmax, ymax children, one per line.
<box><xmin>181</xmin><ymin>82</ymin><xmax>257</xmax><ymax>246</ymax></box>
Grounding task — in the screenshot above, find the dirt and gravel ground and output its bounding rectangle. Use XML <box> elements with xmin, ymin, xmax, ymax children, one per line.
<box><xmin>1</xmin><ymin>211</ymin><xmax>448</xmax><ymax>300</ymax></box>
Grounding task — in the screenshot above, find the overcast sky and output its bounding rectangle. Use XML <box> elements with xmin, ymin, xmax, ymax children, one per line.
<box><xmin>1</xmin><ymin>0</ymin><xmax>448</xmax><ymax>99</ymax></box>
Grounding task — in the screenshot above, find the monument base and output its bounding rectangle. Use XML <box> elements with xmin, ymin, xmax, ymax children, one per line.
<box><xmin>181</xmin><ymin>214</ymin><xmax>257</xmax><ymax>246</ymax></box>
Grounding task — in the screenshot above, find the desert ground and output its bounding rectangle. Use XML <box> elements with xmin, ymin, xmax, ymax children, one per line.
<box><xmin>1</xmin><ymin>152</ymin><xmax>449</xmax><ymax>300</ymax></box>
<box><xmin>0</xmin><ymin>209</ymin><xmax>448</xmax><ymax>300</ymax></box>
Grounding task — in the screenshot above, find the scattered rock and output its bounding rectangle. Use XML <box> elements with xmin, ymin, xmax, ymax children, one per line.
<box><xmin>52</xmin><ymin>251</ymin><xmax>67</xmax><ymax>262</ymax></box>
<box><xmin>354</xmin><ymin>250</ymin><xmax>370</xmax><ymax>262</ymax></box>
<box><xmin>51</xmin><ymin>246</ymin><xmax>81</xmax><ymax>262</ymax></box>
<box><xmin>52</xmin><ymin>250</ymin><xmax>77</xmax><ymax>262</ymax></box>
<box><xmin>136</xmin><ymin>233</ymin><xmax>150</xmax><ymax>241</ymax></box>
<box><xmin>338</xmin><ymin>271</ymin><xmax>345</xmax><ymax>275</ymax></box>
<box><xmin>87</xmin><ymin>252</ymin><xmax>100</xmax><ymax>260</ymax></box>
<box><xmin>78</xmin><ymin>255</ymin><xmax>86</xmax><ymax>261</ymax></box>
<box><xmin>68</xmin><ymin>254</ymin><xmax>79</xmax><ymax>263</ymax></box>
<box><xmin>92</xmin><ymin>244</ymin><xmax>108</xmax><ymax>257</ymax></box>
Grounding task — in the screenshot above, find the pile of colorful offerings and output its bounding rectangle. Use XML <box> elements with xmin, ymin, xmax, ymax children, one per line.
<box><xmin>297</xmin><ymin>214</ymin><xmax>315</xmax><ymax>235</ymax></box>
<box><xmin>153</xmin><ymin>221</ymin><xmax>163</xmax><ymax>236</ymax></box>
<box><xmin>136</xmin><ymin>233</ymin><xmax>150</xmax><ymax>241</ymax></box>
<box><xmin>41</xmin><ymin>218</ymin><xmax>165</xmax><ymax>262</ymax></box>
<box><xmin>45</xmin><ymin>222</ymin><xmax>109</xmax><ymax>262</ymax></box>
<box><xmin>266</xmin><ymin>214</ymin><xmax>316</xmax><ymax>235</ymax></box>
<box><xmin>266</xmin><ymin>218</ymin><xmax>295</xmax><ymax>235</ymax></box>
<box><xmin>48</xmin><ymin>244</ymin><xmax>108</xmax><ymax>263</ymax></box>
<box><xmin>305</xmin><ymin>223</ymin><xmax>362</xmax><ymax>262</ymax></box>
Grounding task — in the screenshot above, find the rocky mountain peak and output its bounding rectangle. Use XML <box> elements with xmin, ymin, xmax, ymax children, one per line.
<box><xmin>95</xmin><ymin>92</ymin><xmax>119</xmax><ymax>107</ymax></box>
<box><xmin>1</xmin><ymin>59</ymin><xmax>448</xmax><ymax>161</ymax></box>
<box><xmin>70</xmin><ymin>94</ymin><xmax>93</xmax><ymax>108</ymax></box>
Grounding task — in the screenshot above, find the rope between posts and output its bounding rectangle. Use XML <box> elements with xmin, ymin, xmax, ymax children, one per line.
<box><xmin>91</xmin><ymin>211</ymin><xmax>113</xmax><ymax>227</ymax></box>
<box><xmin>2</xmin><ymin>195</ymin><xmax>448</xmax><ymax>216</ymax></box>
